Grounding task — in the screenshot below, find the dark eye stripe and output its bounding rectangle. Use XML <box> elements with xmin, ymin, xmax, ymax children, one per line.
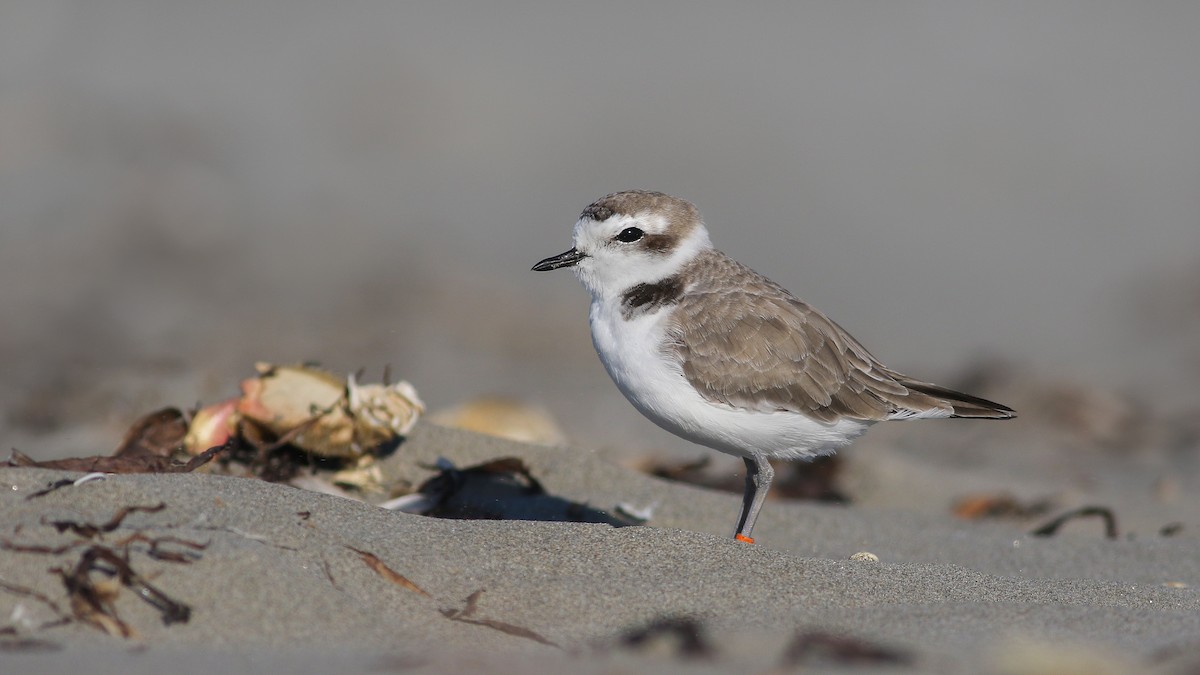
<box><xmin>639</xmin><ymin>233</ymin><xmax>675</xmax><ymax>254</ymax></box>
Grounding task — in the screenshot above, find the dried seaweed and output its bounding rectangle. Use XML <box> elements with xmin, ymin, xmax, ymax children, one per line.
<box><xmin>176</xmin><ymin>443</ymin><xmax>230</xmax><ymax>471</ymax></box>
<box><xmin>617</xmin><ymin>616</ymin><xmax>714</xmax><ymax>659</ymax></box>
<box><xmin>321</xmin><ymin>555</ymin><xmax>341</xmax><ymax>591</ymax></box>
<box><xmin>3</xmin><ymin>506</ymin><xmax>203</xmax><ymax>640</ymax></box>
<box><xmin>1030</xmin><ymin>506</ymin><xmax>1119</xmax><ymax>540</ymax></box>
<box><xmin>22</xmin><ymin>476</ymin><xmax>78</xmax><ymax>499</ymax></box>
<box><xmin>0</xmin><ymin>539</ymin><xmax>86</xmax><ymax>556</ymax></box>
<box><xmin>113</xmin><ymin>407</ymin><xmax>189</xmax><ymax>459</ymax></box>
<box><xmin>114</xmin><ymin>533</ymin><xmax>209</xmax><ymax>564</ymax></box>
<box><xmin>55</xmin><ymin>549</ymin><xmax>133</xmax><ymax>638</ymax></box>
<box><xmin>953</xmin><ymin>493</ymin><xmax>1054</xmax><ymax>520</ymax></box>
<box><xmin>1159</xmin><ymin>522</ymin><xmax>1184</xmax><ymax>537</ymax></box>
<box><xmin>417</xmin><ymin>457</ymin><xmax>547</xmax><ymax>515</ymax></box>
<box><xmin>440</xmin><ymin>589</ymin><xmax>482</xmax><ymax>620</ymax></box>
<box><xmin>214</xmin><ymin>436</ymin><xmax>332</xmax><ymax>483</ymax></box>
<box><xmin>54</xmin><ymin>545</ymin><xmax>192</xmax><ymax>635</ymax></box>
<box><xmin>10</xmin><ymin>440</ymin><xmax>228</xmax><ymax>478</ymax></box>
<box><xmin>47</xmin><ymin>503</ymin><xmax>167</xmax><ymax>539</ymax></box>
<box><xmin>781</xmin><ymin>630</ymin><xmax>913</xmax><ymax>667</ymax></box>
<box><xmin>462</xmin><ymin>457</ymin><xmax>547</xmax><ymax>494</ymax></box>
<box><xmin>440</xmin><ymin>590</ymin><xmax>559</xmax><ymax>648</ymax></box>
<box><xmin>346</xmin><ymin>546</ymin><xmax>430</xmax><ymax>597</ymax></box>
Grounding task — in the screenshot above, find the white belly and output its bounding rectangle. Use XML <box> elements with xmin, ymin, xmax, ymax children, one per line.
<box><xmin>588</xmin><ymin>299</ymin><xmax>870</xmax><ymax>461</ymax></box>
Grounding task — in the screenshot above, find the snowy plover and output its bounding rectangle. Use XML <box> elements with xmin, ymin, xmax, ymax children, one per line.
<box><xmin>533</xmin><ymin>190</ymin><xmax>1015</xmax><ymax>543</ymax></box>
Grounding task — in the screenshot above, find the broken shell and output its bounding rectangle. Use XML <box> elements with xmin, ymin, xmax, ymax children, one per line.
<box><xmin>238</xmin><ymin>363</ymin><xmax>345</xmax><ymax>432</ymax></box>
<box><xmin>237</xmin><ymin>363</ymin><xmax>424</xmax><ymax>459</ymax></box>
<box><xmin>614</xmin><ymin>501</ymin><xmax>658</xmax><ymax>524</ymax></box>
<box><xmin>184</xmin><ymin>397</ymin><xmax>240</xmax><ymax>455</ymax></box>
<box><xmin>346</xmin><ymin>374</ymin><xmax>424</xmax><ymax>449</ymax></box>
<box><xmin>328</xmin><ymin>455</ymin><xmax>387</xmax><ymax>494</ymax></box>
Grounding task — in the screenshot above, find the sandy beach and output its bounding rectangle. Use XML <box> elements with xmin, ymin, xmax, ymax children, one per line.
<box><xmin>3</xmin><ymin>422</ymin><xmax>1198</xmax><ymax>674</ymax></box>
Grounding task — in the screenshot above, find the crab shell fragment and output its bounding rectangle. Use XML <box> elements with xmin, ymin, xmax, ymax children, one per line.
<box><xmin>187</xmin><ymin>363</ymin><xmax>424</xmax><ymax>459</ymax></box>
<box><xmin>183</xmin><ymin>397</ymin><xmax>239</xmax><ymax>454</ymax></box>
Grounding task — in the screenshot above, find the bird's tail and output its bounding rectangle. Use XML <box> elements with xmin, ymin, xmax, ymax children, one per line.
<box><xmin>898</xmin><ymin>379</ymin><xmax>1016</xmax><ymax>419</ymax></box>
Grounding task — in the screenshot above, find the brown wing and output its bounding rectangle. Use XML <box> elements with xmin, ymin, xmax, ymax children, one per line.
<box><xmin>664</xmin><ymin>251</ymin><xmax>983</xmax><ymax>423</ymax></box>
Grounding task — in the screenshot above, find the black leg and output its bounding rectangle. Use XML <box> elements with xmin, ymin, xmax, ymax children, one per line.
<box><xmin>735</xmin><ymin>455</ymin><xmax>774</xmax><ymax>543</ymax></box>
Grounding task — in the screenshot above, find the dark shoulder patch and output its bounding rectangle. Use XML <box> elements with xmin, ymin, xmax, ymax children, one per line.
<box><xmin>621</xmin><ymin>276</ymin><xmax>685</xmax><ymax>319</ymax></box>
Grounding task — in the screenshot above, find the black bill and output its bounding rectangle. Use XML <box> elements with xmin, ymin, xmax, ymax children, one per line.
<box><xmin>531</xmin><ymin>248</ymin><xmax>586</xmax><ymax>271</ymax></box>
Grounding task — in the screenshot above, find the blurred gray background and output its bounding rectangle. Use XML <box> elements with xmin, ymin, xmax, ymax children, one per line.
<box><xmin>3</xmin><ymin>2</ymin><xmax>1199</xmax><ymax>459</ymax></box>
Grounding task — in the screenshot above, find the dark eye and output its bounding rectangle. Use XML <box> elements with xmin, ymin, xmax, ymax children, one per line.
<box><xmin>615</xmin><ymin>227</ymin><xmax>644</xmax><ymax>243</ymax></box>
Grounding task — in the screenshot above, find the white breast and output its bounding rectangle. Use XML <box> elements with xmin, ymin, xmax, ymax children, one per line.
<box><xmin>588</xmin><ymin>296</ymin><xmax>871</xmax><ymax>461</ymax></box>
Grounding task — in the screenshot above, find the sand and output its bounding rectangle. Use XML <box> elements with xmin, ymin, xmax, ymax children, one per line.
<box><xmin>2</xmin><ymin>422</ymin><xmax>1198</xmax><ymax>674</ymax></box>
